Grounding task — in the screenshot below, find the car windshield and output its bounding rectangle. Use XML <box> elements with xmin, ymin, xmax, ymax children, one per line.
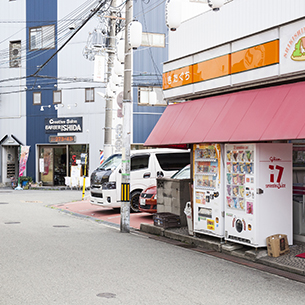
<box><xmin>171</xmin><ymin>164</ymin><xmax>190</xmax><ymax>179</ymax></box>
<box><xmin>98</xmin><ymin>154</ymin><xmax>122</xmax><ymax>170</ymax></box>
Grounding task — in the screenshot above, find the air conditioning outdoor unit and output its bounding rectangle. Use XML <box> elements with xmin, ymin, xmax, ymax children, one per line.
<box><xmin>10</xmin><ymin>41</ymin><xmax>21</xmax><ymax>68</ymax></box>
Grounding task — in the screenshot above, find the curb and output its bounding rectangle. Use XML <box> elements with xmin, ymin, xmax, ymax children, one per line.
<box><xmin>140</xmin><ymin>223</ymin><xmax>221</xmax><ymax>252</ymax></box>
<box><xmin>140</xmin><ymin>223</ymin><xmax>305</xmax><ymax>277</ymax></box>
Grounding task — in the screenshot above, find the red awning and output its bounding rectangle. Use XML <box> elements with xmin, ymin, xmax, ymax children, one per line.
<box><xmin>145</xmin><ymin>81</ymin><xmax>305</xmax><ymax>147</ymax></box>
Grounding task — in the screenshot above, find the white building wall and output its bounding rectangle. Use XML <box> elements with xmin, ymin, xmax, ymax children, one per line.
<box><xmin>169</xmin><ymin>0</ymin><xmax>305</xmax><ymax>61</ymax></box>
<box><xmin>0</xmin><ymin>0</ymin><xmax>26</xmax><ymax>183</ymax></box>
<box><xmin>57</xmin><ymin>0</ymin><xmax>107</xmax><ymax>175</ymax></box>
<box><xmin>0</xmin><ymin>0</ymin><xmax>26</xmax><ymax>135</ymax></box>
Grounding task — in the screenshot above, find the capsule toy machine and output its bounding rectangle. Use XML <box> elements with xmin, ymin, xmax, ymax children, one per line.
<box><xmin>224</xmin><ymin>143</ymin><xmax>292</xmax><ymax>247</ymax></box>
<box><xmin>193</xmin><ymin>143</ymin><xmax>225</xmax><ymax>238</ymax></box>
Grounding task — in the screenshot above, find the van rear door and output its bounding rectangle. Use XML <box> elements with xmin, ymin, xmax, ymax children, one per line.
<box><xmin>155</xmin><ymin>152</ymin><xmax>190</xmax><ymax>178</ymax></box>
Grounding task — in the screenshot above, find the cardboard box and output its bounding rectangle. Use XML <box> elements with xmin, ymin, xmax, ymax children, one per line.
<box><xmin>266</xmin><ymin>234</ymin><xmax>290</xmax><ymax>257</ymax></box>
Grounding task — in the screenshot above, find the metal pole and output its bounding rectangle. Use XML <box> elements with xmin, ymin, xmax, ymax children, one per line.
<box><xmin>104</xmin><ymin>0</ymin><xmax>117</xmax><ymax>160</ymax></box>
<box><xmin>120</xmin><ymin>0</ymin><xmax>132</xmax><ymax>233</ymax></box>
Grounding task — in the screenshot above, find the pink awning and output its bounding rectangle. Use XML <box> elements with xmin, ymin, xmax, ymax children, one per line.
<box><xmin>145</xmin><ymin>81</ymin><xmax>305</xmax><ymax>147</ymax></box>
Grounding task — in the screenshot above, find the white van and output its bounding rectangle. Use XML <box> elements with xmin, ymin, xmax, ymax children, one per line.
<box><xmin>90</xmin><ymin>149</ymin><xmax>190</xmax><ymax>212</ymax></box>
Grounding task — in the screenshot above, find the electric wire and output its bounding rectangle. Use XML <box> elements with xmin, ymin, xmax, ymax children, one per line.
<box><xmin>0</xmin><ymin>0</ymin><xmax>101</xmax><ymax>68</ymax></box>
<box><xmin>0</xmin><ymin>0</ymin><xmax>112</xmax><ymax>91</ymax></box>
<box><xmin>0</xmin><ymin>0</ymin><xmax>166</xmax><ymax>95</ymax></box>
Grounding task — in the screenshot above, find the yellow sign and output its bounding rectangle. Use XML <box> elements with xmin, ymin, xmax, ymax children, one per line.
<box><xmin>207</xmin><ymin>219</ymin><xmax>215</xmax><ymax>231</ymax></box>
<box><xmin>121</xmin><ymin>183</ymin><xmax>130</xmax><ymax>202</ymax></box>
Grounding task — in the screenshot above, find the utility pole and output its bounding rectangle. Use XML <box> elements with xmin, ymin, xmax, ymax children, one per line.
<box><xmin>104</xmin><ymin>0</ymin><xmax>117</xmax><ymax>160</ymax></box>
<box><xmin>120</xmin><ymin>0</ymin><xmax>132</xmax><ymax>233</ymax></box>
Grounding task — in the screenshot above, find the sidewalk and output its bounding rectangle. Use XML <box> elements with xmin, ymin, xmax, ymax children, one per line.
<box><xmin>52</xmin><ymin>198</ymin><xmax>154</xmax><ymax>230</ymax></box>
<box><xmin>140</xmin><ymin>223</ymin><xmax>305</xmax><ymax>278</ymax></box>
<box><xmin>52</xmin><ymin>196</ymin><xmax>305</xmax><ymax>278</ymax></box>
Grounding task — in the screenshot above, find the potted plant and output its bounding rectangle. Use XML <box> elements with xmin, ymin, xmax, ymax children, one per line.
<box><xmin>20</xmin><ymin>176</ymin><xmax>33</xmax><ymax>187</ymax></box>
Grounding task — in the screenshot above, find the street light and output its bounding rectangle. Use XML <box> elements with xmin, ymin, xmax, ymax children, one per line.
<box><xmin>208</xmin><ymin>0</ymin><xmax>225</xmax><ymax>11</ymax></box>
<box><xmin>166</xmin><ymin>0</ymin><xmax>182</xmax><ymax>31</ymax></box>
<box><xmin>40</xmin><ymin>105</ymin><xmax>51</xmax><ymax>111</ymax></box>
<box><xmin>166</xmin><ymin>0</ymin><xmax>226</xmax><ymax>31</ymax></box>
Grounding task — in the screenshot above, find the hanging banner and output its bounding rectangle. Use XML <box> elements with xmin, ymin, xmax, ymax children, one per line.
<box><xmin>19</xmin><ymin>146</ymin><xmax>30</xmax><ymax>177</ymax></box>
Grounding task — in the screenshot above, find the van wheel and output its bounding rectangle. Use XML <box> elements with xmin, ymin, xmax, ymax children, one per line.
<box><xmin>130</xmin><ymin>190</ymin><xmax>141</xmax><ymax>213</ymax></box>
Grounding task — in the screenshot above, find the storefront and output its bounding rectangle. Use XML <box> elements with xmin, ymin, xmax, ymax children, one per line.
<box><xmin>145</xmin><ymin>7</ymin><xmax>305</xmax><ymax>245</ymax></box>
<box><xmin>38</xmin><ymin>144</ymin><xmax>88</xmax><ymax>186</ymax></box>
<box><xmin>39</xmin><ymin>117</ymin><xmax>89</xmax><ymax>186</ymax></box>
<box><xmin>145</xmin><ymin>83</ymin><xmax>300</xmax><ymax>246</ymax></box>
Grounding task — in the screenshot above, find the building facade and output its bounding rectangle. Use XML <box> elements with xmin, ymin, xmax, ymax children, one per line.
<box><xmin>0</xmin><ymin>0</ymin><xmax>168</xmax><ymax>186</ymax></box>
<box><xmin>146</xmin><ymin>0</ymin><xmax>305</xmax><ymax>244</ymax></box>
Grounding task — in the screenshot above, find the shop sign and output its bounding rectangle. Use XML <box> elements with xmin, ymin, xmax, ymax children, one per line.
<box><xmin>280</xmin><ymin>19</ymin><xmax>305</xmax><ymax>75</ymax></box>
<box><xmin>49</xmin><ymin>135</ymin><xmax>76</xmax><ymax>143</ymax></box>
<box><xmin>45</xmin><ymin>117</ymin><xmax>82</xmax><ymax>134</ymax></box>
<box><xmin>163</xmin><ymin>40</ymin><xmax>279</xmax><ymax>91</ymax></box>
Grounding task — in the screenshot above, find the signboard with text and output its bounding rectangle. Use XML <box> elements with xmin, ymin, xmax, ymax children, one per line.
<box><xmin>45</xmin><ymin>117</ymin><xmax>83</xmax><ymax>134</ymax></box>
<box><xmin>49</xmin><ymin>136</ymin><xmax>76</xmax><ymax>143</ymax></box>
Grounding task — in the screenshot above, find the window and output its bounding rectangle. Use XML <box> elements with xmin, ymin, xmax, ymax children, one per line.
<box><xmin>85</xmin><ymin>88</ymin><xmax>94</xmax><ymax>102</ymax></box>
<box><xmin>156</xmin><ymin>153</ymin><xmax>190</xmax><ymax>171</ymax></box>
<box><xmin>131</xmin><ymin>154</ymin><xmax>150</xmax><ymax>171</ymax></box>
<box><xmin>138</xmin><ymin>87</ymin><xmax>166</xmax><ymax>106</ymax></box>
<box><xmin>9</xmin><ymin>41</ymin><xmax>21</xmax><ymax>68</ymax></box>
<box><xmin>53</xmin><ymin>90</ymin><xmax>62</xmax><ymax>104</ymax></box>
<box><xmin>29</xmin><ymin>25</ymin><xmax>55</xmax><ymax>50</ymax></box>
<box><xmin>142</xmin><ymin>32</ymin><xmax>165</xmax><ymax>48</ymax></box>
<box><xmin>33</xmin><ymin>92</ymin><xmax>41</xmax><ymax>105</ymax></box>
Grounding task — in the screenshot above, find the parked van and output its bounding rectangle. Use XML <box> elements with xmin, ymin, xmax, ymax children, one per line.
<box><xmin>90</xmin><ymin>149</ymin><xmax>190</xmax><ymax>212</ymax></box>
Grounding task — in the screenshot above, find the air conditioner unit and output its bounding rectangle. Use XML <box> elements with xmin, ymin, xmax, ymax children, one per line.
<box><xmin>10</xmin><ymin>41</ymin><xmax>21</xmax><ymax>68</ymax></box>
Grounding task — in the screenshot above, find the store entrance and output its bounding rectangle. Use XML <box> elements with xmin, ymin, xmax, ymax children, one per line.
<box><xmin>39</xmin><ymin>144</ymin><xmax>89</xmax><ymax>186</ymax></box>
<box><xmin>54</xmin><ymin>147</ymin><xmax>66</xmax><ymax>186</ymax></box>
<box><xmin>39</xmin><ymin>146</ymin><xmax>67</xmax><ymax>186</ymax></box>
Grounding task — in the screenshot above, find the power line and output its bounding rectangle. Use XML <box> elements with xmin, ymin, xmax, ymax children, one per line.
<box><xmin>0</xmin><ymin>0</ymin><xmax>166</xmax><ymax>88</ymax></box>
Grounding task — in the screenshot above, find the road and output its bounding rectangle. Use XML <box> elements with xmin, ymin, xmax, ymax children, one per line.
<box><xmin>1</xmin><ymin>189</ymin><xmax>305</xmax><ymax>305</ymax></box>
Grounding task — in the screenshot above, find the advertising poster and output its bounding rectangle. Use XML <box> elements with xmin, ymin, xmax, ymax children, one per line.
<box><xmin>19</xmin><ymin>146</ymin><xmax>30</xmax><ymax>177</ymax></box>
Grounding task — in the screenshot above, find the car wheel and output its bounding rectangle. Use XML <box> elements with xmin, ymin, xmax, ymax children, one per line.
<box><xmin>130</xmin><ymin>190</ymin><xmax>141</xmax><ymax>213</ymax></box>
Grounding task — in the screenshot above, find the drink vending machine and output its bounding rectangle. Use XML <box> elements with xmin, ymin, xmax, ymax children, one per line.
<box><xmin>193</xmin><ymin>143</ymin><xmax>225</xmax><ymax>238</ymax></box>
<box><xmin>224</xmin><ymin>143</ymin><xmax>292</xmax><ymax>247</ymax></box>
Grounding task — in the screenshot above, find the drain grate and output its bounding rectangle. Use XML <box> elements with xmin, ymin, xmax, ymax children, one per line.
<box><xmin>5</xmin><ymin>222</ymin><xmax>20</xmax><ymax>224</ymax></box>
<box><xmin>53</xmin><ymin>225</ymin><xmax>69</xmax><ymax>228</ymax></box>
<box><xmin>96</xmin><ymin>293</ymin><xmax>116</xmax><ymax>299</ymax></box>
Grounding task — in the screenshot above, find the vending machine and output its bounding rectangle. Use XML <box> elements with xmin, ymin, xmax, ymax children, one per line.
<box><xmin>224</xmin><ymin>143</ymin><xmax>292</xmax><ymax>247</ymax></box>
<box><xmin>193</xmin><ymin>143</ymin><xmax>224</xmax><ymax>238</ymax></box>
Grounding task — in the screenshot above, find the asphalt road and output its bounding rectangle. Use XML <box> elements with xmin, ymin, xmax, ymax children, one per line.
<box><xmin>1</xmin><ymin>189</ymin><xmax>305</xmax><ymax>305</ymax></box>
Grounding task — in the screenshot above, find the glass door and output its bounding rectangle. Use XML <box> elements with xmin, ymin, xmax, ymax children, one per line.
<box><xmin>39</xmin><ymin>147</ymin><xmax>53</xmax><ymax>186</ymax></box>
<box><xmin>39</xmin><ymin>146</ymin><xmax>67</xmax><ymax>186</ymax></box>
<box><xmin>54</xmin><ymin>147</ymin><xmax>67</xmax><ymax>185</ymax></box>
